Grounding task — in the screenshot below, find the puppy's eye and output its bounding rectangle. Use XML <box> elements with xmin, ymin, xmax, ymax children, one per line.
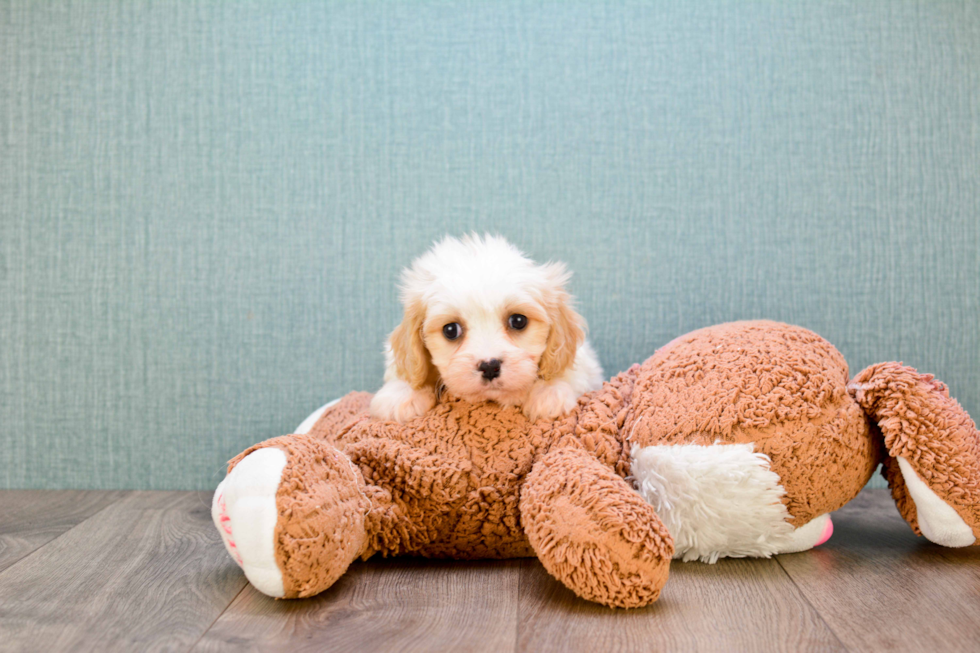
<box><xmin>442</xmin><ymin>322</ymin><xmax>463</xmax><ymax>341</ymax></box>
<box><xmin>508</xmin><ymin>314</ymin><xmax>528</xmax><ymax>331</ymax></box>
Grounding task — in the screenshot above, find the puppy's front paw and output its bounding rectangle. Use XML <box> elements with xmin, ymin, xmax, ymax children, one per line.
<box><xmin>523</xmin><ymin>379</ymin><xmax>579</xmax><ymax>422</ymax></box>
<box><xmin>369</xmin><ymin>379</ymin><xmax>436</xmax><ymax>423</ymax></box>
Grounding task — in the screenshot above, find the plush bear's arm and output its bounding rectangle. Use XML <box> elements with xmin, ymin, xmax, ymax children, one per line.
<box><xmin>518</xmin><ymin>447</ymin><xmax>673</xmax><ymax>609</ymax></box>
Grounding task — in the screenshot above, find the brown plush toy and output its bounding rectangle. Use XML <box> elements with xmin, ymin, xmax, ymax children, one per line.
<box><xmin>212</xmin><ymin>321</ymin><xmax>980</xmax><ymax>608</ymax></box>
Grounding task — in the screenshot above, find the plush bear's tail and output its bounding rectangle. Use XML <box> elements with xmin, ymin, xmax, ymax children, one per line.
<box><xmin>848</xmin><ymin>362</ymin><xmax>980</xmax><ymax>546</ymax></box>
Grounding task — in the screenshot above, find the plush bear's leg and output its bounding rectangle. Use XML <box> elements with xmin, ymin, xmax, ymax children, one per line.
<box><xmin>850</xmin><ymin>363</ymin><xmax>980</xmax><ymax>546</ymax></box>
<box><xmin>519</xmin><ymin>447</ymin><xmax>674</xmax><ymax>609</ymax></box>
<box><xmin>213</xmin><ymin>434</ymin><xmax>370</xmax><ymax>598</ymax></box>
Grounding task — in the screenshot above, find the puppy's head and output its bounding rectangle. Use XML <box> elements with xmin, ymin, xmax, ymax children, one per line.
<box><xmin>389</xmin><ymin>234</ymin><xmax>586</xmax><ymax>406</ymax></box>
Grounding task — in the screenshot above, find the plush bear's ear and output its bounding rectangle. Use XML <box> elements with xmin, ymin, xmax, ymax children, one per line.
<box><xmin>389</xmin><ymin>298</ymin><xmax>434</xmax><ymax>389</ymax></box>
<box><xmin>537</xmin><ymin>262</ymin><xmax>586</xmax><ymax>382</ymax></box>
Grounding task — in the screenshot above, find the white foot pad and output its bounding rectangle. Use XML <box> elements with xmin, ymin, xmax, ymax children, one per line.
<box><xmin>897</xmin><ymin>456</ymin><xmax>975</xmax><ymax>547</ymax></box>
<box><xmin>212</xmin><ymin>448</ymin><xmax>288</xmax><ymax>597</ymax></box>
<box><xmin>775</xmin><ymin>513</ymin><xmax>834</xmax><ymax>554</ymax></box>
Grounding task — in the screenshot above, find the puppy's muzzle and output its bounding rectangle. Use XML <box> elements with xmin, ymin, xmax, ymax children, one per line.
<box><xmin>478</xmin><ymin>359</ymin><xmax>502</xmax><ymax>381</ymax></box>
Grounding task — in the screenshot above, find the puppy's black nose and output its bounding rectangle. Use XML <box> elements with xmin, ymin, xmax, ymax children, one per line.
<box><xmin>478</xmin><ymin>358</ymin><xmax>502</xmax><ymax>381</ymax></box>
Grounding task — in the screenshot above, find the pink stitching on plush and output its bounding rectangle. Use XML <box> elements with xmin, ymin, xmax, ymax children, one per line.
<box><xmin>814</xmin><ymin>516</ymin><xmax>834</xmax><ymax>547</ymax></box>
<box><xmin>217</xmin><ymin>492</ymin><xmax>244</xmax><ymax>566</ymax></box>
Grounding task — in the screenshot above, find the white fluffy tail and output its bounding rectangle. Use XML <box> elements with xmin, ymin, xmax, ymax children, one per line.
<box><xmin>631</xmin><ymin>442</ymin><xmax>823</xmax><ymax>562</ymax></box>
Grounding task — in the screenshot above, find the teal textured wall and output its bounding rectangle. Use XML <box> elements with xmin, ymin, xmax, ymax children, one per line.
<box><xmin>2</xmin><ymin>1</ymin><xmax>978</xmax><ymax>490</ymax></box>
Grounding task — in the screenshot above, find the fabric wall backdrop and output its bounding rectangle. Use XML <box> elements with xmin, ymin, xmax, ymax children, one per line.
<box><xmin>2</xmin><ymin>1</ymin><xmax>978</xmax><ymax>490</ymax></box>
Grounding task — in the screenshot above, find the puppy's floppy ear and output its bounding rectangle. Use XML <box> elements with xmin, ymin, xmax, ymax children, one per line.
<box><xmin>389</xmin><ymin>298</ymin><xmax>434</xmax><ymax>389</ymax></box>
<box><xmin>537</xmin><ymin>263</ymin><xmax>586</xmax><ymax>382</ymax></box>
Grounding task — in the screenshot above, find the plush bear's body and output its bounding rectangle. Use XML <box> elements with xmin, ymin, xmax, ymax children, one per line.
<box><xmin>214</xmin><ymin>321</ymin><xmax>980</xmax><ymax>608</ymax></box>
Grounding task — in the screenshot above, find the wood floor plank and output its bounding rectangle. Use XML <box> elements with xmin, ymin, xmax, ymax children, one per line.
<box><xmin>778</xmin><ymin>489</ymin><xmax>980</xmax><ymax>652</ymax></box>
<box><xmin>0</xmin><ymin>491</ymin><xmax>247</xmax><ymax>653</ymax></box>
<box><xmin>0</xmin><ymin>490</ymin><xmax>129</xmax><ymax>573</ymax></box>
<box><xmin>4</xmin><ymin>488</ymin><xmax>979</xmax><ymax>651</ymax></box>
<box><xmin>193</xmin><ymin>557</ymin><xmax>520</xmax><ymax>653</ymax></box>
<box><xmin>517</xmin><ymin>556</ymin><xmax>844</xmax><ymax>652</ymax></box>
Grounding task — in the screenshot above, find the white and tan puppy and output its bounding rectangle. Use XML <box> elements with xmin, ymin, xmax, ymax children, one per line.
<box><xmin>369</xmin><ymin>234</ymin><xmax>604</xmax><ymax>423</ymax></box>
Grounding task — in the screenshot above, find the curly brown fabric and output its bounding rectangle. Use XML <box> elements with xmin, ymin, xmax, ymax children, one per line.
<box><xmin>850</xmin><ymin>362</ymin><xmax>980</xmax><ymax>537</ymax></box>
<box><xmin>622</xmin><ymin>321</ymin><xmax>880</xmax><ymax>525</ymax></box>
<box><xmin>229</xmin><ymin>434</ymin><xmax>369</xmax><ymax>598</ymax></box>
<box><xmin>520</xmin><ymin>448</ymin><xmax>673</xmax><ymax>607</ymax></box>
<box><xmin>224</xmin><ymin>320</ymin><xmax>980</xmax><ymax>608</ymax></box>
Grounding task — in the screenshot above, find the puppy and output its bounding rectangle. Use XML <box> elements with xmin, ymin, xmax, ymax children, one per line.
<box><xmin>369</xmin><ymin>234</ymin><xmax>604</xmax><ymax>423</ymax></box>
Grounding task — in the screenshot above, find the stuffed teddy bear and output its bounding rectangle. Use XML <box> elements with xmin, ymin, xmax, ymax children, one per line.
<box><xmin>212</xmin><ymin>320</ymin><xmax>980</xmax><ymax>608</ymax></box>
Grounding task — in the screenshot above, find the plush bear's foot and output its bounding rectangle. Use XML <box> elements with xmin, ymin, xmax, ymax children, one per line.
<box><xmin>892</xmin><ymin>456</ymin><xmax>975</xmax><ymax>547</ymax></box>
<box><xmin>851</xmin><ymin>363</ymin><xmax>980</xmax><ymax>547</ymax></box>
<box><xmin>774</xmin><ymin>513</ymin><xmax>834</xmax><ymax>554</ymax></box>
<box><xmin>213</xmin><ymin>435</ymin><xmax>371</xmax><ymax>598</ymax></box>
<box><xmin>212</xmin><ymin>448</ymin><xmax>288</xmax><ymax>596</ymax></box>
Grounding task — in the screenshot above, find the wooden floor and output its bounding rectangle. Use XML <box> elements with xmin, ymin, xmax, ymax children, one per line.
<box><xmin>1</xmin><ymin>490</ymin><xmax>979</xmax><ymax>652</ymax></box>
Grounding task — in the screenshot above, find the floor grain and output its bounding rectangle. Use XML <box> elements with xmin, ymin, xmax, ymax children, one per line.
<box><xmin>778</xmin><ymin>490</ymin><xmax>980</xmax><ymax>652</ymax></box>
<box><xmin>193</xmin><ymin>557</ymin><xmax>521</xmax><ymax>653</ymax></box>
<box><xmin>1</xmin><ymin>489</ymin><xmax>978</xmax><ymax>652</ymax></box>
<box><xmin>518</xmin><ymin>556</ymin><xmax>843</xmax><ymax>652</ymax></box>
<box><xmin>0</xmin><ymin>490</ymin><xmax>128</xmax><ymax>573</ymax></box>
<box><xmin>0</xmin><ymin>492</ymin><xmax>246</xmax><ymax>653</ymax></box>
